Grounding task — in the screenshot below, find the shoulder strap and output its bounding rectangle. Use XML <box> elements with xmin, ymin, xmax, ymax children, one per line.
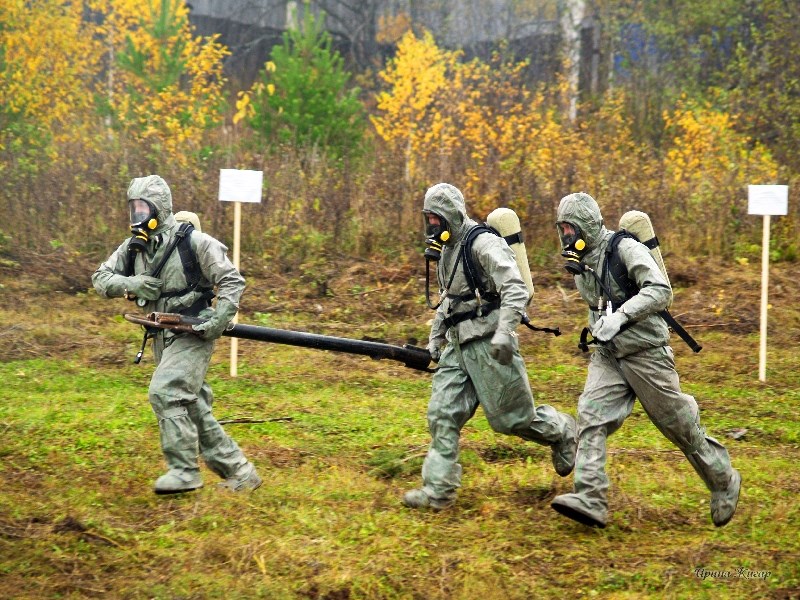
<box><xmin>175</xmin><ymin>223</ymin><xmax>202</xmax><ymax>287</ymax></box>
<box><xmin>159</xmin><ymin>223</ymin><xmax>215</xmax><ymax>301</ymax></box>
<box><xmin>603</xmin><ymin>230</ymin><xmax>639</xmax><ymax>306</ymax></box>
<box><xmin>137</xmin><ymin>223</ymin><xmax>193</xmax><ymax>279</ymax></box>
<box><xmin>125</xmin><ymin>244</ymin><xmax>137</xmax><ymax>277</ymax></box>
<box><xmin>460</xmin><ymin>224</ymin><xmax>500</xmax><ymax>296</ymax></box>
<box><xmin>124</xmin><ymin>224</ymin><xmax>192</xmax><ymax>278</ymax></box>
<box><xmin>602</xmin><ymin>230</ymin><xmax>702</xmax><ymax>353</ymax></box>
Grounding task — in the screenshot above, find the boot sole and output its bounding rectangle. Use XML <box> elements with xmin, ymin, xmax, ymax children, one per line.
<box><xmin>154</xmin><ymin>486</ymin><xmax>202</xmax><ymax>495</ymax></box>
<box><xmin>551</xmin><ymin>499</ymin><xmax>607</xmax><ymax>528</ymax></box>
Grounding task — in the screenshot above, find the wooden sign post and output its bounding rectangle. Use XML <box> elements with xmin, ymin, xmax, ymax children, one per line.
<box><xmin>747</xmin><ymin>185</ymin><xmax>788</xmax><ymax>382</ymax></box>
<box><xmin>219</xmin><ymin>169</ymin><xmax>264</xmax><ymax>377</ymax></box>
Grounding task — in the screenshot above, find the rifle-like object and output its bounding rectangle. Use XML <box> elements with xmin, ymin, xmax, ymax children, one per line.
<box><xmin>124</xmin><ymin>312</ymin><xmax>434</xmax><ymax>373</ymax></box>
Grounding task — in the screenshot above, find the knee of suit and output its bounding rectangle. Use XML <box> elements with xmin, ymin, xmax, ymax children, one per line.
<box><xmin>484</xmin><ymin>412</ymin><xmax>527</xmax><ymax>436</ymax></box>
<box><xmin>660</xmin><ymin>405</ymin><xmax>705</xmax><ymax>454</ymax></box>
<box><xmin>428</xmin><ymin>417</ymin><xmax>461</xmax><ymax>439</ymax></box>
<box><xmin>150</xmin><ymin>393</ymin><xmax>190</xmax><ymax>420</ymax></box>
<box><xmin>186</xmin><ymin>400</ymin><xmax>212</xmax><ymax>420</ymax></box>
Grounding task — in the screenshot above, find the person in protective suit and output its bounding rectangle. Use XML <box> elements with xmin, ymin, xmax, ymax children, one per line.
<box><xmin>403</xmin><ymin>183</ymin><xmax>577</xmax><ymax>510</ymax></box>
<box><xmin>552</xmin><ymin>191</ymin><xmax>740</xmax><ymax>528</ymax></box>
<box><xmin>92</xmin><ymin>175</ymin><xmax>262</xmax><ymax>495</ymax></box>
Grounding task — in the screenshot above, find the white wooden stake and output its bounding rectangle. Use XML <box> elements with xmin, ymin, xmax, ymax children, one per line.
<box><xmin>230</xmin><ymin>200</ymin><xmax>241</xmax><ymax>377</ymax></box>
<box><xmin>758</xmin><ymin>214</ymin><xmax>770</xmax><ymax>382</ymax></box>
<box><xmin>219</xmin><ymin>168</ymin><xmax>263</xmax><ymax>378</ymax></box>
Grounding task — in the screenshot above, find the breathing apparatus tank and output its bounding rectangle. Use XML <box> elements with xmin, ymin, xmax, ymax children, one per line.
<box><xmin>618</xmin><ymin>210</ymin><xmax>673</xmax><ymax>307</ymax></box>
<box><xmin>486</xmin><ymin>207</ymin><xmax>534</xmax><ymax>306</ymax></box>
<box><xmin>174</xmin><ymin>210</ymin><xmax>202</xmax><ymax>233</ymax></box>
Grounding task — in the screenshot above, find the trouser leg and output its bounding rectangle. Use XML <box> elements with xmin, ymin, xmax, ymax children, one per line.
<box><xmin>187</xmin><ymin>382</ymin><xmax>248</xmax><ymax>479</ymax></box>
<box><xmin>621</xmin><ymin>346</ymin><xmax>734</xmax><ymax>492</ymax></box>
<box><xmin>571</xmin><ymin>350</ymin><xmax>635</xmax><ymax>517</ymax></box>
<box><xmin>420</xmin><ymin>342</ymin><xmax>479</xmax><ymax>501</ymax></box>
<box><xmin>150</xmin><ymin>332</ymin><xmax>208</xmax><ymax>476</ymax></box>
<box><xmin>463</xmin><ymin>337</ymin><xmax>564</xmax><ymax>444</ymax></box>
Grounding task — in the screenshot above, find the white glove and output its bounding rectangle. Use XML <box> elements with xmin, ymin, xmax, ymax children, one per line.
<box><xmin>490</xmin><ymin>331</ymin><xmax>517</xmax><ymax>365</ymax></box>
<box><xmin>124</xmin><ymin>275</ymin><xmax>161</xmax><ymax>301</ymax></box>
<box><xmin>591</xmin><ymin>311</ymin><xmax>629</xmax><ymax>342</ymax></box>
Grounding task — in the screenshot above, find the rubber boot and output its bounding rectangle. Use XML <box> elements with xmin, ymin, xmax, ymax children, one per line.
<box><xmin>711</xmin><ymin>469</ymin><xmax>741</xmax><ymax>527</ymax></box>
<box><xmin>551</xmin><ymin>414</ymin><xmax>578</xmax><ymax>477</ymax></box>
<box><xmin>402</xmin><ymin>489</ymin><xmax>454</xmax><ymax>511</ymax></box>
<box><xmin>551</xmin><ymin>425</ymin><xmax>609</xmax><ymax>527</ymax></box>
<box><xmin>218</xmin><ymin>462</ymin><xmax>262</xmax><ymax>492</ymax></box>
<box><xmin>551</xmin><ymin>493</ymin><xmax>607</xmax><ymax>528</ymax></box>
<box><xmin>154</xmin><ymin>468</ymin><xmax>203</xmax><ymax>495</ymax></box>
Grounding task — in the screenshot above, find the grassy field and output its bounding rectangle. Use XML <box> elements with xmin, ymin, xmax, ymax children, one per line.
<box><xmin>1</xmin><ymin>254</ymin><xmax>799</xmax><ymax>599</ymax></box>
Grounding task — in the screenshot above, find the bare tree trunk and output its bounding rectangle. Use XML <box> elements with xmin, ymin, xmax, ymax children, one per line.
<box><xmin>312</xmin><ymin>0</ymin><xmax>381</xmax><ymax>69</ymax></box>
<box><xmin>559</xmin><ymin>0</ymin><xmax>585</xmax><ymax>123</ymax></box>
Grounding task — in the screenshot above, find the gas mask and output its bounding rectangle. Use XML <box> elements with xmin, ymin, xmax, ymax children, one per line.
<box><xmin>129</xmin><ymin>198</ymin><xmax>158</xmax><ymax>254</ymax></box>
<box><xmin>558</xmin><ymin>222</ymin><xmax>587</xmax><ymax>275</ymax></box>
<box><xmin>423</xmin><ymin>211</ymin><xmax>451</xmax><ymax>261</ymax></box>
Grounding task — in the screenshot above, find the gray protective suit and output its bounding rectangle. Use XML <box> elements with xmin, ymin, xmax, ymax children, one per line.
<box><xmin>552</xmin><ymin>192</ymin><xmax>739</xmax><ymax>528</ymax></box>
<box><xmin>404</xmin><ymin>183</ymin><xmax>576</xmax><ymax>509</ymax></box>
<box><xmin>92</xmin><ymin>175</ymin><xmax>260</xmax><ymax>494</ymax></box>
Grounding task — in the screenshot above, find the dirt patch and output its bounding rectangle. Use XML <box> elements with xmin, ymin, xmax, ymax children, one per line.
<box><xmin>249</xmin><ymin>443</ymin><xmax>308</xmax><ymax>468</ymax></box>
<box><xmin>509</xmin><ymin>483</ymin><xmax>559</xmax><ymax>507</ymax></box>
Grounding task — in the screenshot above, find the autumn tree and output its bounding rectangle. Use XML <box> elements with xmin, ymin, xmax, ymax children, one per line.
<box><xmin>235</xmin><ymin>7</ymin><xmax>365</xmax><ymax>162</ymax></box>
<box><xmin>723</xmin><ymin>0</ymin><xmax>800</xmax><ymax>174</ymax></box>
<box><xmin>372</xmin><ymin>30</ymin><xmax>584</xmax><ymax>223</ymax></box>
<box><xmin>0</xmin><ymin>0</ymin><xmax>100</xmax><ymax>168</ymax></box>
<box><xmin>96</xmin><ymin>0</ymin><xmax>229</xmax><ymax>162</ymax></box>
<box><xmin>594</xmin><ymin>0</ymin><xmax>745</xmax><ymax>144</ymax></box>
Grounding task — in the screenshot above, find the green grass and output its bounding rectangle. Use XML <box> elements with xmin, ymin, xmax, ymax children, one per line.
<box><xmin>1</xmin><ymin>337</ymin><xmax>798</xmax><ymax>599</ymax></box>
<box><xmin>2</xmin><ymin>257</ymin><xmax>800</xmax><ymax>599</ymax></box>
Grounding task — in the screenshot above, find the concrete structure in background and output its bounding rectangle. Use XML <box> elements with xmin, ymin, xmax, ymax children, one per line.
<box><xmin>186</xmin><ymin>0</ymin><xmax>599</xmax><ymax>91</ymax></box>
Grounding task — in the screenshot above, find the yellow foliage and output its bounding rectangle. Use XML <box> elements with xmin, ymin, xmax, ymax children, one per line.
<box><xmin>0</xmin><ymin>0</ymin><xmax>102</xmax><ymax>151</ymax></box>
<box><xmin>95</xmin><ymin>0</ymin><xmax>229</xmax><ymax>161</ymax></box>
<box><xmin>662</xmin><ymin>97</ymin><xmax>779</xmax><ymax>254</ymax></box>
<box><xmin>372</xmin><ymin>32</ymin><xmax>583</xmax><ymax>216</ymax></box>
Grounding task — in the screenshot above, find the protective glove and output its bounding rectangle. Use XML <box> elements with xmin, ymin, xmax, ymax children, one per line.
<box><xmin>490</xmin><ymin>330</ymin><xmax>517</xmax><ymax>365</ymax></box>
<box><xmin>124</xmin><ymin>274</ymin><xmax>162</xmax><ymax>301</ymax></box>
<box><xmin>591</xmin><ymin>311</ymin><xmax>629</xmax><ymax>342</ymax></box>
<box><xmin>427</xmin><ymin>338</ymin><xmax>445</xmax><ymax>362</ymax></box>
<box><xmin>192</xmin><ymin>299</ymin><xmax>238</xmax><ymax>340</ymax></box>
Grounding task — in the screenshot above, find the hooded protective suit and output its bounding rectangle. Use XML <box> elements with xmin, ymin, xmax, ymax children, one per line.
<box><xmin>404</xmin><ymin>183</ymin><xmax>577</xmax><ymax>510</ymax></box>
<box><xmin>92</xmin><ymin>175</ymin><xmax>260</xmax><ymax>494</ymax></box>
<box><xmin>551</xmin><ymin>192</ymin><xmax>739</xmax><ymax>528</ymax></box>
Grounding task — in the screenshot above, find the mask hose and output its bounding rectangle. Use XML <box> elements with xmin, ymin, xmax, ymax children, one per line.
<box><xmin>425</xmin><ymin>258</ymin><xmax>441</xmax><ymax>310</ymax></box>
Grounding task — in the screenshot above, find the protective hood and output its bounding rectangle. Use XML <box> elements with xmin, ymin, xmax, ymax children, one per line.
<box><xmin>556</xmin><ymin>192</ymin><xmax>606</xmax><ymax>251</ymax></box>
<box><xmin>423</xmin><ymin>183</ymin><xmax>469</xmax><ymax>243</ymax></box>
<box><xmin>127</xmin><ymin>175</ymin><xmax>176</xmax><ymax>234</ymax></box>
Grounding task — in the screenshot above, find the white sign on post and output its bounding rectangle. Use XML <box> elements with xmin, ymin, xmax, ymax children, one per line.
<box><xmin>747</xmin><ymin>185</ymin><xmax>788</xmax><ymax>383</ymax></box>
<box><xmin>219</xmin><ymin>169</ymin><xmax>264</xmax><ymax>377</ymax></box>
<box><xmin>748</xmin><ymin>185</ymin><xmax>788</xmax><ymax>216</ymax></box>
<box><xmin>219</xmin><ymin>169</ymin><xmax>263</xmax><ymax>203</ymax></box>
